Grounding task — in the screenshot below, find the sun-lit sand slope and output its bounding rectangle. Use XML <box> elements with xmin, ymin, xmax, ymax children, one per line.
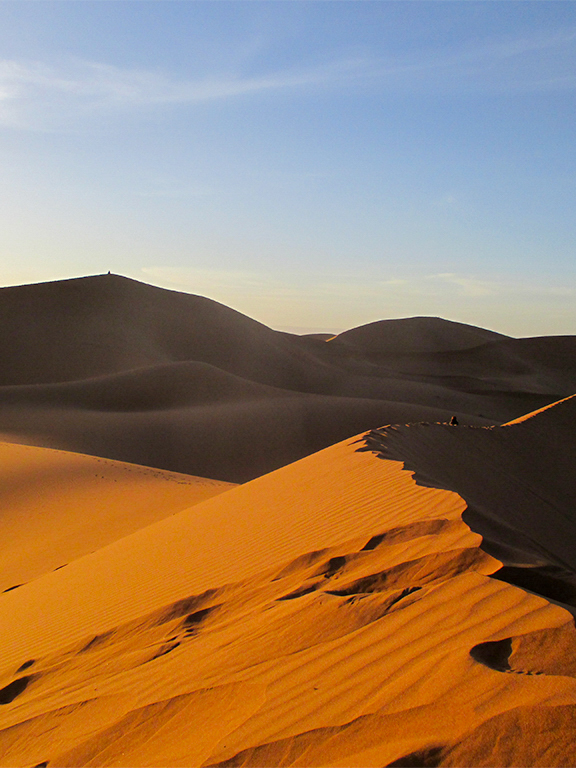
<box><xmin>1</xmin><ymin>274</ymin><xmax>575</xmax><ymax>480</ymax></box>
<box><xmin>0</xmin><ymin>440</ymin><xmax>234</xmax><ymax>594</ymax></box>
<box><xmin>1</xmin><ymin>399</ymin><xmax>576</xmax><ymax>766</ymax></box>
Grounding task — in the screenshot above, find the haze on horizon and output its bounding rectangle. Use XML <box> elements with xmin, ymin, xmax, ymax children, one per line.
<box><xmin>0</xmin><ymin>0</ymin><xmax>574</xmax><ymax>338</ymax></box>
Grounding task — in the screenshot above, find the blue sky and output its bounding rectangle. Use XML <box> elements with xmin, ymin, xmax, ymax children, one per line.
<box><xmin>0</xmin><ymin>1</ymin><xmax>574</xmax><ymax>336</ymax></box>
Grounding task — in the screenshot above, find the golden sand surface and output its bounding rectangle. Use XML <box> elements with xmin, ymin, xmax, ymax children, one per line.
<box><xmin>0</xmin><ymin>397</ymin><xmax>575</xmax><ymax>766</ymax></box>
<box><xmin>0</xmin><ymin>440</ymin><xmax>234</xmax><ymax>595</ymax></box>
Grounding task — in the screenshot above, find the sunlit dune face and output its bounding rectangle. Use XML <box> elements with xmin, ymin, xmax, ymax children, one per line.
<box><xmin>1</xmin><ymin>398</ymin><xmax>576</xmax><ymax>766</ymax></box>
<box><xmin>0</xmin><ymin>440</ymin><xmax>234</xmax><ymax>592</ymax></box>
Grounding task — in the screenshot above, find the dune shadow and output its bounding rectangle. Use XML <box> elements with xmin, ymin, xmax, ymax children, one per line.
<box><xmin>0</xmin><ymin>675</ymin><xmax>33</xmax><ymax>705</ymax></box>
<box><xmin>146</xmin><ymin>641</ymin><xmax>181</xmax><ymax>662</ymax></box>
<box><xmin>314</xmin><ymin>556</ymin><xmax>348</xmax><ymax>578</ymax></box>
<box><xmin>277</xmin><ymin>584</ymin><xmax>320</xmax><ymax>601</ymax></box>
<box><xmin>386</xmin><ymin>746</ymin><xmax>445</xmax><ymax>767</ymax></box>
<box><xmin>156</xmin><ymin>588</ymin><xmax>218</xmax><ymax>625</ymax></box>
<box><xmin>183</xmin><ymin>605</ymin><xmax>220</xmax><ymax>634</ymax></box>
<box><xmin>469</xmin><ymin>638</ymin><xmax>512</xmax><ymax>672</ymax></box>
<box><xmin>16</xmin><ymin>659</ymin><xmax>35</xmax><ymax>673</ymax></box>
<box><xmin>491</xmin><ymin>566</ymin><xmax>576</xmax><ymax>608</ymax></box>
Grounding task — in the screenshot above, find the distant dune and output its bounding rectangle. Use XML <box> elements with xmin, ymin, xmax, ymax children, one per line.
<box><xmin>0</xmin><ymin>396</ymin><xmax>575</xmax><ymax>765</ymax></box>
<box><xmin>0</xmin><ymin>274</ymin><xmax>574</xmax><ymax>481</ymax></box>
<box><xmin>333</xmin><ymin>315</ymin><xmax>508</xmax><ymax>357</ymax></box>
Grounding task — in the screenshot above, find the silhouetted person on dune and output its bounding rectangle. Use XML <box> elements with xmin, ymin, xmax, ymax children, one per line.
<box><xmin>450</xmin><ymin>416</ymin><xmax>459</xmax><ymax>426</ymax></box>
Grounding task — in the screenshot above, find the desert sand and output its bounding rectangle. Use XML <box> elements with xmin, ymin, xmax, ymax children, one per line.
<box><xmin>1</xmin><ymin>274</ymin><xmax>575</xmax><ymax>481</ymax></box>
<box><xmin>0</xmin><ymin>274</ymin><xmax>575</xmax><ymax>766</ymax></box>
<box><xmin>0</xmin><ymin>393</ymin><xmax>575</xmax><ymax>765</ymax></box>
<box><xmin>0</xmin><ymin>440</ymin><xmax>234</xmax><ymax>594</ymax></box>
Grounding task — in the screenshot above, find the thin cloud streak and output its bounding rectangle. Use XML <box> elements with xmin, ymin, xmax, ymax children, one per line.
<box><xmin>1</xmin><ymin>25</ymin><xmax>575</xmax><ymax>129</ymax></box>
<box><xmin>368</xmin><ymin>26</ymin><xmax>576</xmax><ymax>93</ymax></box>
<box><xmin>0</xmin><ymin>56</ymin><xmax>369</xmax><ymax>129</ymax></box>
<box><xmin>142</xmin><ymin>267</ymin><xmax>575</xmax><ymax>302</ymax></box>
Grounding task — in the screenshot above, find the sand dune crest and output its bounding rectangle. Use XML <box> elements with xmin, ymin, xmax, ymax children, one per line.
<box><xmin>0</xmin><ymin>440</ymin><xmax>234</xmax><ymax>593</ymax></box>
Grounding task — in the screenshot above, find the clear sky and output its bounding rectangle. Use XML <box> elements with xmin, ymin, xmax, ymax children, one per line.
<box><xmin>0</xmin><ymin>1</ymin><xmax>574</xmax><ymax>336</ymax></box>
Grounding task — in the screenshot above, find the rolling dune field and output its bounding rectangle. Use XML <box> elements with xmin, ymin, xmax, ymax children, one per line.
<box><xmin>1</xmin><ymin>275</ymin><xmax>574</xmax><ymax>481</ymax></box>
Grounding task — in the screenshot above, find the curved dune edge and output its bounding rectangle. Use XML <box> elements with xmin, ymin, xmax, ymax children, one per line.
<box><xmin>0</xmin><ymin>439</ymin><xmax>235</xmax><ymax>593</ymax></box>
<box><xmin>0</xmin><ymin>368</ymin><xmax>487</xmax><ymax>484</ymax></box>
<box><xmin>0</xmin><ymin>403</ymin><xmax>575</xmax><ymax>765</ymax></box>
<box><xmin>359</xmin><ymin>393</ymin><xmax>576</xmax><ymax>605</ymax></box>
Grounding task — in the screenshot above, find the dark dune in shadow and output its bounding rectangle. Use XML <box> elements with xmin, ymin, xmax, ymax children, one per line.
<box><xmin>1</xmin><ymin>274</ymin><xmax>575</xmax><ymax>481</ymax></box>
<box><xmin>333</xmin><ymin>315</ymin><xmax>508</xmax><ymax>357</ymax></box>
<box><xmin>357</xmin><ymin>395</ymin><xmax>576</xmax><ymax>611</ymax></box>
<box><xmin>0</xmin><ymin>375</ymin><xmax>461</xmax><ymax>482</ymax></box>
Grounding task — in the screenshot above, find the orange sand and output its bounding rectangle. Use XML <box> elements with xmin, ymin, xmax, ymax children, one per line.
<box><xmin>0</xmin><ymin>397</ymin><xmax>575</xmax><ymax>765</ymax></box>
<box><xmin>0</xmin><ymin>440</ymin><xmax>234</xmax><ymax>593</ymax></box>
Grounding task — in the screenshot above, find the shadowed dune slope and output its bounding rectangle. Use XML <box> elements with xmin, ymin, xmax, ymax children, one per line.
<box><xmin>359</xmin><ymin>394</ymin><xmax>576</xmax><ymax>606</ymax></box>
<box><xmin>0</xmin><ymin>361</ymin><xmax>488</xmax><ymax>482</ymax></box>
<box><xmin>0</xmin><ymin>276</ymin><xmax>505</xmax><ymax>389</ymax></box>
<box><xmin>0</xmin><ymin>274</ymin><xmax>409</xmax><ymax>399</ymax></box>
<box><xmin>0</xmin><ymin>440</ymin><xmax>234</xmax><ymax>592</ymax></box>
<box><xmin>378</xmin><ymin>336</ymin><xmax>576</xmax><ymax>397</ymax></box>
<box><xmin>1</xmin><ymin>398</ymin><xmax>576</xmax><ymax>766</ymax></box>
<box><xmin>1</xmin><ymin>274</ymin><xmax>576</xmax><ymax>480</ymax></box>
<box><xmin>0</xmin><ymin>274</ymin><xmax>313</xmax><ymax>388</ymax></box>
<box><xmin>332</xmin><ymin>316</ymin><xmax>508</xmax><ymax>357</ymax></box>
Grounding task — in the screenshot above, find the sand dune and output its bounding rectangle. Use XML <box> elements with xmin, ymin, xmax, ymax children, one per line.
<box><xmin>377</xmin><ymin>335</ymin><xmax>576</xmax><ymax>396</ymax></box>
<box><xmin>1</xmin><ymin>274</ymin><xmax>574</xmax><ymax>480</ymax></box>
<box><xmin>332</xmin><ymin>315</ymin><xmax>508</xmax><ymax>357</ymax></box>
<box><xmin>0</xmin><ymin>361</ymin><xmax>490</xmax><ymax>482</ymax></box>
<box><xmin>0</xmin><ymin>440</ymin><xmax>234</xmax><ymax>593</ymax></box>
<box><xmin>359</xmin><ymin>394</ymin><xmax>576</xmax><ymax>608</ymax></box>
<box><xmin>0</xmin><ymin>274</ymin><xmax>291</xmax><ymax>387</ymax></box>
<box><xmin>0</xmin><ymin>396</ymin><xmax>575</xmax><ymax>765</ymax></box>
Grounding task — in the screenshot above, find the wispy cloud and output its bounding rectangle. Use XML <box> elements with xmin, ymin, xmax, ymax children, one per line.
<box><xmin>407</xmin><ymin>273</ymin><xmax>576</xmax><ymax>300</ymax></box>
<box><xmin>141</xmin><ymin>267</ymin><xmax>289</xmax><ymax>298</ymax></box>
<box><xmin>1</xmin><ymin>24</ymin><xmax>575</xmax><ymax>129</ymax></box>
<box><xmin>0</xmin><ymin>56</ymin><xmax>368</xmax><ymax>129</ymax></box>
<box><xmin>369</xmin><ymin>26</ymin><xmax>576</xmax><ymax>93</ymax></box>
<box><xmin>142</xmin><ymin>266</ymin><xmax>575</xmax><ymax>302</ymax></box>
<box><xmin>425</xmin><ymin>273</ymin><xmax>496</xmax><ymax>297</ymax></box>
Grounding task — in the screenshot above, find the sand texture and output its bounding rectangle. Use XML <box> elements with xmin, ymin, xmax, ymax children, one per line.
<box><xmin>0</xmin><ymin>396</ymin><xmax>575</xmax><ymax>766</ymax></box>
<box><xmin>0</xmin><ymin>440</ymin><xmax>234</xmax><ymax>594</ymax></box>
<box><xmin>1</xmin><ymin>274</ymin><xmax>575</xmax><ymax>481</ymax></box>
